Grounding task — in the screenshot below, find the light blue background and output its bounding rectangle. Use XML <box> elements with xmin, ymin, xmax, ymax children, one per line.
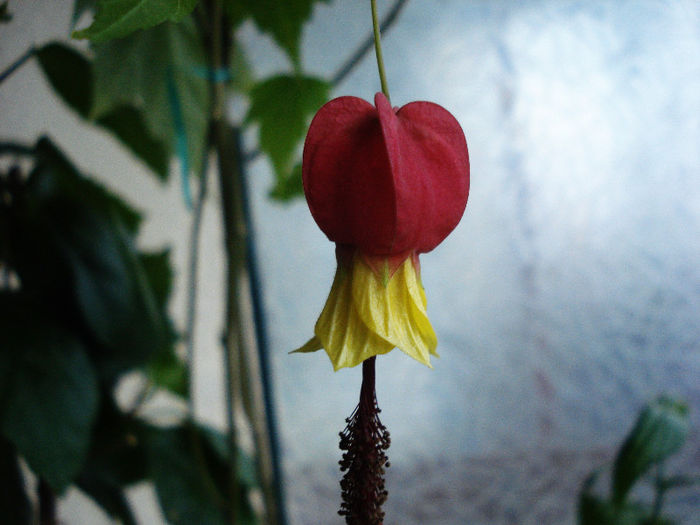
<box><xmin>1</xmin><ymin>0</ymin><xmax>697</xmax><ymax>523</ymax></box>
<box><xmin>243</xmin><ymin>1</ymin><xmax>700</xmax><ymax>522</ymax></box>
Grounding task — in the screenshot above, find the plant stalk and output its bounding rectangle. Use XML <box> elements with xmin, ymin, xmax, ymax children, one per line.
<box><xmin>371</xmin><ymin>0</ymin><xmax>391</xmax><ymax>100</ymax></box>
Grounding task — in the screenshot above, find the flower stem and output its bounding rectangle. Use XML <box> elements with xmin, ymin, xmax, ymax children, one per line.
<box><xmin>371</xmin><ymin>0</ymin><xmax>391</xmax><ymax>101</ymax></box>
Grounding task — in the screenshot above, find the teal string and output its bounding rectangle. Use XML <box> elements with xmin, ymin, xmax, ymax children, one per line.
<box><xmin>191</xmin><ymin>65</ymin><xmax>230</xmax><ymax>83</ymax></box>
<box><xmin>166</xmin><ymin>68</ymin><xmax>193</xmax><ymax>210</ymax></box>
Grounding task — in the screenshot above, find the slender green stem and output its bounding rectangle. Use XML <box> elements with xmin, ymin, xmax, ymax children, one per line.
<box><xmin>371</xmin><ymin>0</ymin><xmax>391</xmax><ymax>100</ymax></box>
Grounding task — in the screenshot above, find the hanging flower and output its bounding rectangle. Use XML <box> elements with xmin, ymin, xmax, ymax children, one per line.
<box><xmin>295</xmin><ymin>92</ymin><xmax>469</xmax><ymax>370</ymax></box>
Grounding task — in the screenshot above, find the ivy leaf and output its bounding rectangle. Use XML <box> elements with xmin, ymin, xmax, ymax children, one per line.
<box><xmin>234</xmin><ymin>0</ymin><xmax>330</xmax><ymax>65</ymax></box>
<box><xmin>73</xmin><ymin>0</ymin><xmax>199</xmax><ymax>43</ymax></box>
<box><xmin>246</xmin><ymin>74</ymin><xmax>329</xmax><ymax>186</ymax></box>
<box><xmin>0</xmin><ymin>310</ymin><xmax>99</xmax><ymax>494</ymax></box>
<box><xmin>612</xmin><ymin>396</ymin><xmax>690</xmax><ymax>506</ymax></box>
<box><xmin>35</xmin><ymin>42</ymin><xmax>169</xmax><ymax>178</ymax></box>
<box><xmin>92</xmin><ymin>20</ymin><xmax>209</xmax><ymax>181</ymax></box>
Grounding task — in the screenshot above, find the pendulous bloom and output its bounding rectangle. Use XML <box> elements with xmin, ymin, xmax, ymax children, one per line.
<box><xmin>296</xmin><ymin>92</ymin><xmax>469</xmax><ymax>370</ymax></box>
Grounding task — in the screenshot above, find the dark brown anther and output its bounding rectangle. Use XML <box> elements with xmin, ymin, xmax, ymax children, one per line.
<box><xmin>337</xmin><ymin>357</ymin><xmax>390</xmax><ymax>525</ymax></box>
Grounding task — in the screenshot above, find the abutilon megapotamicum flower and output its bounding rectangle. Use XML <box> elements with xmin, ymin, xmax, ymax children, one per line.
<box><xmin>295</xmin><ymin>92</ymin><xmax>470</xmax><ymax>371</ymax></box>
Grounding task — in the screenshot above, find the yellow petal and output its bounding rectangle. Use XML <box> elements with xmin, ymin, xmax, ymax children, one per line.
<box><xmin>290</xmin><ymin>336</ymin><xmax>323</xmax><ymax>354</ymax></box>
<box><xmin>314</xmin><ymin>262</ymin><xmax>394</xmax><ymax>371</ymax></box>
<box><xmin>352</xmin><ymin>255</ymin><xmax>438</xmax><ymax>367</ymax></box>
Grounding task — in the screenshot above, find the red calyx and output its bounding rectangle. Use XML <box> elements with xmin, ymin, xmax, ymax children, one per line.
<box><xmin>303</xmin><ymin>92</ymin><xmax>469</xmax><ymax>257</ymax></box>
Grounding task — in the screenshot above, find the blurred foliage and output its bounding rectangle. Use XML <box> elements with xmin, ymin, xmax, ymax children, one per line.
<box><xmin>578</xmin><ymin>396</ymin><xmax>697</xmax><ymax>525</ymax></box>
<box><xmin>246</xmin><ymin>74</ymin><xmax>330</xmax><ymax>190</ymax></box>
<box><xmin>0</xmin><ymin>137</ymin><xmax>258</xmax><ymax>522</ymax></box>
<box><xmin>1</xmin><ymin>0</ymin><xmax>337</xmax><ymax>521</ymax></box>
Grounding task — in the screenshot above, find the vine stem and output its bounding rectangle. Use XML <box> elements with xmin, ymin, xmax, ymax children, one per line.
<box><xmin>203</xmin><ymin>0</ymin><xmax>241</xmax><ymax>523</ymax></box>
<box><xmin>0</xmin><ymin>45</ymin><xmax>35</xmax><ymax>84</ymax></box>
<box><xmin>371</xmin><ymin>0</ymin><xmax>391</xmax><ymax>100</ymax></box>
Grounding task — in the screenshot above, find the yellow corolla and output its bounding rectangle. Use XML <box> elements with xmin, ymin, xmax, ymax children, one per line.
<box><xmin>295</xmin><ymin>249</ymin><xmax>437</xmax><ymax>370</ymax></box>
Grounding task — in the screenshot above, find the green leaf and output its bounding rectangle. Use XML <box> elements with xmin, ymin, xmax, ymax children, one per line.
<box><xmin>228</xmin><ymin>39</ymin><xmax>255</xmax><ymax>94</ymax></box>
<box><xmin>269</xmin><ymin>161</ymin><xmax>303</xmax><ymax>201</ymax></box>
<box><xmin>32</xmin><ymin>138</ymin><xmax>168</xmax><ymax>379</ymax></box>
<box><xmin>148</xmin><ymin>423</ymin><xmax>257</xmax><ymax>525</ymax></box>
<box><xmin>35</xmin><ymin>42</ymin><xmax>169</xmax><ymax>178</ymax></box>
<box><xmin>198</xmin><ymin>425</ymin><xmax>257</xmax><ymax>488</ymax></box>
<box><xmin>612</xmin><ymin>396</ymin><xmax>690</xmax><ymax>506</ymax></box>
<box><xmin>76</xmin><ymin>396</ymin><xmax>148</xmax><ymax>525</ymax></box>
<box><xmin>0</xmin><ymin>311</ymin><xmax>99</xmax><ymax>494</ymax></box>
<box><xmin>77</xmin><ymin>476</ymin><xmax>138</xmax><ymax>525</ymax></box>
<box><xmin>0</xmin><ymin>437</ymin><xmax>32</xmax><ymax>524</ymax></box>
<box><xmin>235</xmin><ymin>0</ymin><xmax>329</xmax><ymax>65</ymax></box>
<box><xmin>1</xmin><ymin>1</ymin><xmax>12</xmax><ymax>23</ymax></box>
<box><xmin>246</xmin><ymin>74</ymin><xmax>329</xmax><ymax>184</ymax></box>
<box><xmin>97</xmin><ymin>106</ymin><xmax>171</xmax><ymax>179</ymax></box>
<box><xmin>33</xmin><ymin>137</ymin><xmax>142</xmax><ymax>234</ymax></box>
<box><xmin>92</xmin><ymin>20</ymin><xmax>209</xmax><ymax>181</ymax></box>
<box><xmin>139</xmin><ymin>249</ymin><xmax>173</xmax><ymax>309</ymax></box>
<box><xmin>73</xmin><ymin>0</ymin><xmax>199</xmax><ymax>42</ymax></box>
<box><xmin>35</xmin><ymin>42</ymin><xmax>92</xmax><ymax>117</ymax></box>
<box><xmin>138</xmin><ymin>249</ymin><xmax>187</xmax><ymax>396</ymax></box>
<box><xmin>578</xmin><ymin>493</ymin><xmax>651</xmax><ymax>525</ymax></box>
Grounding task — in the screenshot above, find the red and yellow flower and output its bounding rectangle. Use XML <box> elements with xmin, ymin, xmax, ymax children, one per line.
<box><xmin>295</xmin><ymin>92</ymin><xmax>469</xmax><ymax>370</ymax></box>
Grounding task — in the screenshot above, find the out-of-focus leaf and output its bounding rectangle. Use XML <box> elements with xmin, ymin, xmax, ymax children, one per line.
<box><xmin>578</xmin><ymin>492</ymin><xmax>652</xmax><ymax>525</ymax></box>
<box><xmin>229</xmin><ymin>39</ymin><xmax>255</xmax><ymax>94</ymax></box>
<box><xmin>0</xmin><ymin>437</ymin><xmax>32</xmax><ymax>524</ymax></box>
<box><xmin>139</xmin><ymin>248</ymin><xmax>186</xmax><ymax>396</ymax></box>
<box><xmin>73</xmin><ymin>0</ymin><xmax>198</xmax><ymax>42</ymax></box>
<box><xmin>612</xmin><ymin>396</ymin><xmax>689</xmax><ymax>506</ymax></box>
<box><xmin>77</xmin><ymin>475</ymin><xmax>138</xmax><ymax>525</ymax></box>
<box><xmin>140</xmin><ymin>250</ymin><xmax>189</xmax><ymax>398</ymax></box>
<box><xmin>0</xmin><ymin>308</ymin><xmax>99</xmax><ymax>494</ymax></box>
<box><xmin>35</xmin><ymin>42</ymin><xmax>91</xmax><ymax>117</ymax></box>
<box><xmin>148</xmin><ymin>423</ymin><xmax>257</xmax><ymax>525</ymax></box>
<box><xmin>269</xmin><ymin>161</ymin><xmax>303</xmax><ymax>201</ymax></box>
<box><xmin>246</xmin><ymin>74</ymin><xmax>329</xmax><ymax>183</ymax></box>
<box><xmin>35</xmin><ymin>43</ymin><xmax>169</xmax><ymax>178</ymax></box>
<box><xmin>148</xmin><ymin>425</ymin><xmax>225</xmax><ymax>525</ymax></box>
<box><xmin>234</xmin><ymin>0</ymin><xmax>330</xmax><ymax>65</ymax></box>
<box><xmin>92</xmin><ymin>20</ymin><xmax>208</xmax><ymax>180</ymax></box>
<box><xmin>148</xmin><ymin>348</ymin><xmax>188</xmax><ymax>397</ymax></box>
<box><xmin>77</xmin><ymin>396</ymin><xmax>148</xmax><ymax>525</ymax></box>
<box><xmin>97</xmin><ymin>106</ymin><xmax>171</xmax><ymax>179</ymax></box>
<box><xmin>31</xmin><ymin>138</ymin><xmax>167</xmax><ymax>379</ymax></box>
<box><xmin>0</xmin><ymin>1</ymin><xmax>11</xmax><ymax>23</ymax></box>
<box><xmin>139</xmin><ymin>249</ymin><xmax>173</xmax><ymax>309</ymax></box>
<box><xmin>33</xmin><ymin>137</ymin><xmax>142</xmax><ymax>233</ymax></box>
<box><xmin>199</xmin><ymin>424</ymin><xmax>257</xmax><ymax>488</ymax></box>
